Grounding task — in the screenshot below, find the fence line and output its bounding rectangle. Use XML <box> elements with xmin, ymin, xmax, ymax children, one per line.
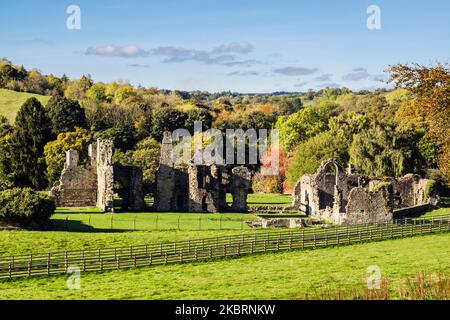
<box><xmin>1</xmin><ymin>214</ymin><xmax>449</xmax><ymax>279</ymax></box>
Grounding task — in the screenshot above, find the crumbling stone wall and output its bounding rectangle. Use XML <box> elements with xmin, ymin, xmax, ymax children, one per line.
<box><xmin>154</xmin><ymin>132</ymin><xmax>176</xmax><ymax>212</ymax></box>
<box><xmin>290</xmin><ymin>158</ymin><xmax>436</xmax><ymax>225</ymax></box>
<box><xmin>188</xmin><ymin>164</ymin><xmax>228</xmax><ymax>213</ymax></box>
<box><xmin>154</xmin><ymin>132</ymin><xmax>252</xmax><ymax>213</ymax></box>
<box><xmin>231</xmin><ymin>166</ymin><xmax>252</xmax><ymax>212</ymax></box>
<box><xmin>51</xmin><ymin>149</ymin><xmax>97</xmax><ymax>207</ymax></box>
<box><xmin>51</xmin><ymin>139</ymin><xmax>144</xmax><ymax>212</ymax></box>
<box><xmin>343</xmin><ymin>185</ymin><xmax>393</xmax><ymax>225</ymax></box>
<box><xmin>95</xmin><ymin>139</ymin><xmax>114</xmax><ymax>212</ymax></box>
<box><xmin>114</xmin><ymin>164</ymin><xmax>145</xmax><ymax>211</ymax></box>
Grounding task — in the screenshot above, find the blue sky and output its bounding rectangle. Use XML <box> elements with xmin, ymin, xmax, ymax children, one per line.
<box><xmin>1</xmin><ymin>0</ymin><xmax>449</xmax><ymax>93</ymax></box>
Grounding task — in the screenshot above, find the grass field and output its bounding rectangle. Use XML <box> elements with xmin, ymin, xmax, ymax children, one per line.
<box><xmin>0</xmin><ymin>88</ymin><xmax>50</xmax><ymax>123</ymax></box>
<box><xmin>0</xmin><ymin>232</ymin><xmax>448</xmax><ymax>299</ymax></box>
<box><xmin>0</xmin><ymin>194</ymin><xmax>448</xmax><ymax>300</ymax></box>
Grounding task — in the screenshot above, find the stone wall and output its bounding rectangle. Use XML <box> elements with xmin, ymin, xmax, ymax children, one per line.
<box><xmin>343</xmin><ymin>185</ymin><xmax>393</xmax><ymax>225</ymax></box>
<box><xmin>95</xmin><ymin>139</ymin><xmax>114</xmax><ymax>212</ymax></box>
<box><xmin>154</xmin><ymin>131</ymin><xmax>252</xmax><ymax>213</ymax></box>
<box><xmin>290</xmin><ymin>158</ymin><xmax>435</xmax><ymax>225</ymax></box>
<box><xmin>230</xmin><ymin>166</ymin><xmax>251</xmax><ymax>212</ymax></box>
<box><xmin>51</xmin><ymin>149</ymin><xmax>97</xmax><ymax>207</ymax></box>
<box><xmin>51</xmin><ymin>139</ymin><xmax>144</xmax><ymax>212</ymax></box>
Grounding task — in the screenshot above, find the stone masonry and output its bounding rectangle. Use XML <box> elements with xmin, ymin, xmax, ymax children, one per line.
<box><xmin>154</xmin><ymin>132</ymin><xmax>252</xmax><ymax>213</ymax></box>
<box><xmin>51</xmin><ymin>139</ymin><xmax>145</xmax><ymax>212</ymax></box>
<box><xmin>289</xmin><ymin>159</ymin><xmax>436</xmax><ymax>225</ymax></box>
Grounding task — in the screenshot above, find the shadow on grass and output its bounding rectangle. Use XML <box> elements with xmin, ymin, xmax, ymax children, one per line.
<box><xmin>51</xmin><ymin>219</ymin><xmax>130</xmax><ymax>233</ymax></box>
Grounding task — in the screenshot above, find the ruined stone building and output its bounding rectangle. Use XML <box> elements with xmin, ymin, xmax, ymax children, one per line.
<box><xmin>290</xmin><ymin>159</ymin><xmax>438</xmax><ymax>225</ymax></box>
<box><xmin>153</xmin><ymin>132</ymin><xmax>252</xmax><ymax>213</ymax></box>
<box><xmin>51</xmin><ymin>139</ymin><xmax>145</xmax><ymax>212</ymax></box>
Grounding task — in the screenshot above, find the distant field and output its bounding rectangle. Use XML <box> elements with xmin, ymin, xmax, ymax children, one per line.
<box><xmin>0</xmin><ymin>88</ymin><xmax>50</xmax><ymax>123</ymax></box>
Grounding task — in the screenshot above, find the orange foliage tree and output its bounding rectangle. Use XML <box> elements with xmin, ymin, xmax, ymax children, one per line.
<box><xmin>389</xmin><ymin>64</ymin><xmax>450</xmax><ymax>184</ymax></box>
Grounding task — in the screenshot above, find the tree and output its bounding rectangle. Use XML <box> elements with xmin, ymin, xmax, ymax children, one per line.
<box><xmin>151</xmin><ymin>107</ymin><xmax>188</xmax><ymax>141</ymax></box>
<box><xmin>390</xmin><ymin>63</ymin><xmax>450</xmax><ymax>183</ymax></box>
<box><xmin>0</xmin><ymin>116</ymin><xmax>13</xmax><ymax>138</ymax></box>
<box><xmin>46</xmin><ymin>96</ymin><xmax>86</xmax><ymax>134</ymax></box>
<box><xmin>276</xmin><ymin>107</ymin><xmax>328</xmax><ymax>152</ymax></box>
<box><xmin>95</xmin><ymin>126</ymin><xmax>136</xmax><ymax>151</ymax></box>
<box><xmin>64</xmin><ymin>75</ymin><xmax>93</xmax><ymax>101</ymax></box>
<box><xmin>86</xmin><ymin>83</ymin><xmax>107</xmax><ymax>102</ymax></box>
<box><xmin>114</xmin><ymin>85</ymin><xmax>136</xmax><ymax>105</ymax></box>
<box><xmin>286</xmin><ymin>131</ymin><xmax>348</xmax><ymax>187</ymax></box>
<box><xmin>0</xmin><ymin>135</ymin><xmax>13</xmax><ymax>190</ymax></box>
<box><xmin>9</xmin><ymin>98</ymin><xmax>54</xmax><ymax>189</ymax></box>
<box><xmin>349</xmin><ymin>125</ymin><xmax>412</xmax><ymax>177</ymax></box>
<box><xmin>114</xmin><ymin>137</ymin><xmax>161</xmax><ymax>188</ymax></box>
<box><xmin>242</xmin><ymin>110</ymin><xmax>276</xmax><ymax>130</ymax></box>
<box><xmin>44</xmin><ymin>128</ymin><xmax>93</xmax><ymax>186</ymax></box>
<box><xmin>185</xmin><ymin>107</ymin><xmax>213</xmax><ymax>133</ymax></box>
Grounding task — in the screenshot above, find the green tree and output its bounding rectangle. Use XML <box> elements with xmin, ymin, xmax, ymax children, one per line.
<box><xmin>9</xmin><ymin>98</ymin><xmax>54</xmax><ymax>189</ymax></box>
<box><xmin>286</xmin><ymin>131</ymin><xmax>348</xmax><ymax>186</ymax></box>
<box><xmin>349</xmin><ymin>125</ymin><xmax>406</xmax><ymax>177</ymax></box>
<box><xmin>276</xmin><ymin>107</ymin><xmax>328</xmax><ymax>152</ymax></box>
<box><xmin>151</xmin><ymin>107</ymin><xmax>188</xmax><ymax>140</ymax></box>
<box><xmin>86</xmin><ymin>83</ymin><xmax>107</xmax><ymax>103</ymax></box>
<box><xmin>114</xmin><ymin>137</ymin><xmax>161</xmax><ymax>187</ymax></box>
<box><xmin>0</xmin><ymin>116</ymin><xmax>13</xmax><ymax>138</ymax></box>
<box><xmin>95</xmin><ymin>126</ymin><xmax>136</xmax><ymax>151</ymax></box>
<box><xmin>46</xmin><ymin>96</ymin><xmax>86</xmax><ymax>134</ymax></box>
<box><xmin>44</xmin><ymin>128</ymin><xmax>93</xmax><ymax>186</ymax></box>
<box><xmin>185</xmin><ymin>107</ymin><xmax>214</xmax><ymax>133</ymax></box>
<box><xmin>114</xmin><ymin>85</ymin><xmax>136</xmax><ymax>105</ymax></box>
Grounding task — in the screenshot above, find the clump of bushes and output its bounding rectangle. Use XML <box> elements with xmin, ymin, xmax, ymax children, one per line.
<box><xmin>0</xmin><ymin>188</ymin><xmax>55</xmax><ymax>229</ymax></box>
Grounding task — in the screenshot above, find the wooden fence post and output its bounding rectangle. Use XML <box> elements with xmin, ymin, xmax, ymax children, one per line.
<box><xmin>313</xmin><ymin>230</ymin><xmax>317</xmax><ymax>249</ymax></box>
<box><xmin>47</xmin><ymin>253</ymin><xmax>51</xmax><ymax>276</ymax></box>
<box><xmin>299</xmin><ymin>230</ymin><xmax>304</xmax><ymax>249</ymax></box>
<box><xmin>82</xmin><ymin>251</ymin><xmax>86</xmax><ymax>272</ymax></box>
<box><xmin>28</xmin><ymin>256</ymin><xmax>32</xmax><ymax>277</ymax></box>
<box><xmin>346</xmin><ymin>225</ymin><xmax>350</xmax><ymax>244</ymax></box>
<box><xmin>64</xmin><ymin>251</ymin><xmax>68</xmax><ymax>273</ymax></box>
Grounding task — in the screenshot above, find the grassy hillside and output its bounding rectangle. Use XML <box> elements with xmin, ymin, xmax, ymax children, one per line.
<box><xmin>0</xmin><ymin>88</ymin><xmax>50</xmax><ymax>123</ymax></box>
<box><xmin>0</xmin><ymin>232</ymin><xmax>448</xmax><ymax>299</ymax></box>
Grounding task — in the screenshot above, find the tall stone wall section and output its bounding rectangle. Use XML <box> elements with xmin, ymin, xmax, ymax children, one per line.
<box><xmin>51</xmin><ymin>139</ymin><xmax>144</xmax><ymax>212</ymax></box>
<box><xmin>51</xmin><ymin>149</ymin><xmax>97</xmax><ymax>207</ymax></box>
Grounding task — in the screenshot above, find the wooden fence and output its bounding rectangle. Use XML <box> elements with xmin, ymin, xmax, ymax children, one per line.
<box><xmin>1</xmin><ymin>214</ymin><xmax>449</xmax><ymax>279</ymax></box>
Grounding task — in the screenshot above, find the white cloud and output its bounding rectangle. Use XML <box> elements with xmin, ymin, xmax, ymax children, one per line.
<box><xmin>273</xmin><ymin>66</ymin><xmax>318</xmax><ymax>76</ymax></box>
<box><xmin>85</xmin><ymin>45</ymin><xmax>150</xmax><ymax>58</ymax></box>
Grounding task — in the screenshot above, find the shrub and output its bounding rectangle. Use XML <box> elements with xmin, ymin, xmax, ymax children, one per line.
<box><xmin>0</xmin><ymin>188</ymin><xmax>55</xmax><ymax>228</ymax></box>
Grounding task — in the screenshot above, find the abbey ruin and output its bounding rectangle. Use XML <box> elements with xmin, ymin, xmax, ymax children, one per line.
<box><xmin>51</xmin><ymin>139</ymin><xmax>145</xmax><ymax>212</ymax></box>
<box><xmin>153</xmin><ymin>132</ymin><xmax>252</xmax><ymax>213</ymax></box>
<box><xmin>290</xmin><ymin>159</ymin><xmax>439</xmax><ymax>225</ymax></box>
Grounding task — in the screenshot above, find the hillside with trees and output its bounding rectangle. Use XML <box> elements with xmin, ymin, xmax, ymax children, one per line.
<box><xmin>0</xmin><ymin>58</ymin><xmax>448</xmax><ymax>196</ymax></box>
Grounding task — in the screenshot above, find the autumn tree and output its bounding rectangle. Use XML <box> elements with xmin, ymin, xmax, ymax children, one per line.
<box><xmin>390</xmin><ymin>63</ymin><xmax>450</xmax><ymax>183</ymax></box>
